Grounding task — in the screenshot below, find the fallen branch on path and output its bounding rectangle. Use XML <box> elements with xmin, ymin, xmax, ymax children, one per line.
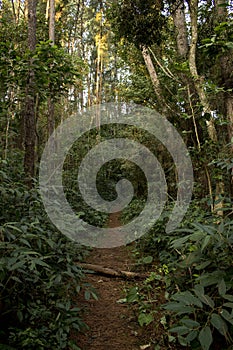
<box><xmin>78</xmin><ymin>263</ymin><xmax>148</xmax><ymax>279</ymax></box>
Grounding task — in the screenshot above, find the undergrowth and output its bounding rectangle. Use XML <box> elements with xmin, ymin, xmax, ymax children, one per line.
<box><xmin>124</xmin><ymin>197</ymin><xmax>233</xmax><ymax>350</ymax></box>
<box><xmin>0</xmin><ymin>156</ymin><xmax>90</xmax><ymax>350</ymax></box>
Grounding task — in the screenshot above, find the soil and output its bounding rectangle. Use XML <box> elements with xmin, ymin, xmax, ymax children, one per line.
<box><xmin>76</xmin><ymin>245</ymin><xmax>142</xmax><ymax>350</ymax></box>
<box><xmin>74</xmin><ymin>211</ymin><xmax>142</xmax><ymax>350</ymax></box>
<box><xmin>73</xmin><ymin>212</ymin><xmax>174</xmax><ymax>350</ymax></box>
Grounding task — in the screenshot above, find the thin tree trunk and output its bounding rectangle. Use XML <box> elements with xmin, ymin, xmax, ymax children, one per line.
<box><xmin>141</xmin><ymin>45</ymin><xmax>164</xmax><ymax>111</ymax></box>
<box><xmin>187</xmin><ymin>85</ymin><xmax>201</xmax><ymax>151</ymax></box>
<box><xmin>87</xmin><ymin>72</ymin><xmax>92</xmax><ymax>107</ymax></box>
<box><xmin>47</xmin><ymin>0</ymin><xmax>55</xmax><ymax>137</ymax></box>
<box><xmin>49</xmin><ymin>0</ymin><xmax>55</xmax><ymax>45</ymax></box>
<box><xmin>16</xmin><ymin>0</ymin><xmax>21</xmax><ymax>23</ymax></box>
<box><xmin>172</xmin><ymin>0</ymin><xmax>200</xmax><ymax>150</ymax></box>
<box><xmin>215</xmin><ymin>0</ymin><xmax>233</xmax><ymax>150</ymax></box>
<box><xmin>172</xmin><ymin>0</ymin><xmax>188</xmax><ymax>58</ymax></box>
<box><xmin>215</xmin><ymin>0</ymin><xmax>227</xmax><ymax>20</ymax></box>
<box><xmin>48</xmin><ymin>98</ymin><xmax>55</xmax><ymax>136</ymax></box>
<box><xmin>11</xmin><ymin>0</ymin><xmax>17</xmax><ymax>22</ymax></box>
<box><xmin>4</xmin><ymin>115</ymin><xmax>10</xmax><ymax>160</ymax></box>
<box><xmin>225</xmin><ymin>95</ymin><xmax>233</xmax><ymax>186</ymax></box>
<box><xmin>95</xmin><ymin>5</ymin><xmax>104</xmax><ymax>132</ymax></box>
<box><xmin>215</xmin><ymin>0</ymin><xmax>233</xmax><ymax>188</ymax></box>
<box><xmin>188</xmin><ymin>0</ymin><xmax>217</xmax><ymax>142</ymax></box>
<box><xmin>226</xmin><ymin>96</ymin><xmax>233</xmax><ymax>146</ymax></box>
<box><xmin>188</xmin><ymin>0</ymin><xmax>226</xmax><ymax>213</ymax></box>
<box><xmin>46</xmin><ymin>0</ymin><xmax>49</xmax><ymax>20</ymax></box>
<box><xmin>95</xmin><ymin>8</ymin><xmax>103</xmax><ymax>108</ymax></box>
<box><xmin>23</xmin><ymin>0</ymin><xmax>37</xmax><ymax>187</ymax></box>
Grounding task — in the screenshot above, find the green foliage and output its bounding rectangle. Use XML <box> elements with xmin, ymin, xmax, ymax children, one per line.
<box><xmin>32</xmin><ymin>41</ymin><xmax>85</xmax><ymax>99</ymax></box>
<box><xmin>107</xmin><ymin>0</ymin><xmax>166</xmax><ymax>48</ymax></box>
<box><xmin>0</xmin><ymin>40</ymin><xmax>84</xmax><ymax>101</ymax></box>
<box><xmin>117</xmin><ymin>70</ymin><xmax>156</xmax><ymax>106</ymax></box>
<box><xmin>201</xmin><ymin>20</ymin><xmax>233</xmax><ymax>55</ymax></box>
<box><xmin>0</xmin><ymin>158</ymin><xmax>88</xmax><ymax>349</ymax></box>
<box><xmin>124</xmin><ymin>267</ymin><xmax>173</xmax><ymax>348</ymax></box>
<box><xmin>126</xmin><ymin>272</ymin><xmax>163</xmax><ymax>328</ymax></box>
<box><xmin>124</xmin><ymin>191</ymin><xmax>233</xmax><ymax>349</ymax></box>
<box><xmin>162</xmin><ymin>216</ymin><xmax>233</xmax><ymax>349</ymax></box>
<box><xmin>1</xmin><ymin>0</ymin><xmax>233</xmax><ymax>348</ymax></box>
<box><xmin>164</xmin><ymin>280</ymin><xmax>233</xmax><ymax>349</ymax></box>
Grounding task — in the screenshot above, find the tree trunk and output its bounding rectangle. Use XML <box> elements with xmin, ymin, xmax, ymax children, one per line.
<box><xmin>47</xmin><ymin>0</ymin><xmax>55</xmax><ymax>138</ymax></box>
<box><xmin>215</xmin><ymin>0</ymin><xmax>227</xmax><ymax>20</ymax></box>
<box><xmin>49</xmin><ymin>0</ymin><xmax>55</xmax><ymax>45</ymax></box>
<box><xmin>225</xmin><ymin>96</ymin><xmax>233</xmax><ymax>146</ymax></box>
<box><xmin>23</xmin><ymin>0</ymin><xmax>37</xmax><ymax>187</ymax></box>
<box><xmin>95</xmin><ymin>8</ymin><xmax>103</xmax><ymax>108</ymax></box>
<box><xmin>172</xmin><ymin>0</ymin><xmax>188</xmax><ymax>58</ymax></box>
<box><xmin>215</xmin><ymin>0</ymin><xmax>233</xmax><ymax>150</ymax></box>
<box><xmin>215</xmin><ymin>0</ymin><xmax>233</xmax><ymax>191</ymax></box>
<box><xmin>172</xmin><ymin>0</ymin><xmax>200</xmax><ymax>148</ymax></box>
<box><xmin>188</xmin><ymin>0</ymin><xmax>226</xmax><ymax>213</ymax></box>
<box><xmin>141</xmin><ymin>45</ymin><xmax>164</xmax><ymax>111</ymax></box>
<box><xmin>188</xmin><ymin>0</ymin><xmax>217</xmax><ymax>142</ymax></box>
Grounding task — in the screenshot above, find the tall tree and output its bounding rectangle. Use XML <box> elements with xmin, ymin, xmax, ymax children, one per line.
<box><xmin>49</xmin><ymin>0</ymin><xmax>55</xmax><ymax>44</ymax></box>
<box><xmin>172</xmin><ymin>0</ymin><xmax>188</xmax><ymax>58</ymax></box>
<box><xmin>188</xmin><ymin>0</ymin><xmax>217</xmax><ymax>142</ymax></box>
<box><xmin>47</xmin><ymin>0</ymin><xmax>55</xmax><ymax>137</ymax></box>
<box><xmin>23</xmin><ymin>0</ymin><xmax>37</xmax><ymax>186</ymax></box>
<box><xmin>215</xmin><ymin>0</ymin><xmax>233</xmax><ymax>149</ymax></box>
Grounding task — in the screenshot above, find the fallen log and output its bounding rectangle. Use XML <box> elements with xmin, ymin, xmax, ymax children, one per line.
<box><xmin>78</xmin><ymin>263</ymin><xmax>148</xmax><ymax>279</ymax></box>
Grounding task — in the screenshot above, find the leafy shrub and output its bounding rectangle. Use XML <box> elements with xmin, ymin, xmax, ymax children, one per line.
<box><xmin>124</xmin><ymin>190</ymin><xmax>233</xmax><ymax>349</ymax></box>
<box><xmin>163</xmin><ymin>218</ymin><xmax>233</xmax><ymax>349</ymax></box>
<box><xmin>0</xmin><ymin>157</ymin><xmax>88</xmax><ymax>349</ymax></box>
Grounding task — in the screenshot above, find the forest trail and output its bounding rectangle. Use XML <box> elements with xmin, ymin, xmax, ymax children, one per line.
<box><xmin>75</xmin><ymin>212</ymin><xmax>144</xmax><ymax>350</ymax></box>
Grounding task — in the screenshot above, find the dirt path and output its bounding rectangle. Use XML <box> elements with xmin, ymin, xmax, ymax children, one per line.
<box><xmin>75</xmin><ymin>212</ymin><xmax>143</xmax><ymax>350</ymax></box>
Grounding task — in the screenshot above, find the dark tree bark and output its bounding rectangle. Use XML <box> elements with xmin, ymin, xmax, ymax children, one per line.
<box><xmin>23</xmin><ymin>0</ymin><xmax>37</xmax><ymax>187</ymax></box>
<box><xmin>47</xmin><ymin>0</ymin><xmax>55</xmax><ymax>138</ymax></box>
<box><xmin>215</xmin><ymin>0</ymin><xmax>233</xmax><ymax>149</ymax></box>
<box><xmin>172</xmin><ymin>0</ymin><xmax>189</xmax><ymax>58</ymax></box>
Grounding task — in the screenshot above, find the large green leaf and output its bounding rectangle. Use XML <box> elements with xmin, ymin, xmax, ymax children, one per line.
<box><xmin>221</xmin><ymin>309</ymin><xmax>233</xmax><ymax>325</ymax></box>
<box><xmin>142</xmin><ymin>255</ymin><xmax>153</xmax><ymax>264</ymax></box>
<box><xmin>193</xmin><ymin>285</ymin><xmax>214</xmax><ymax>308</ymax></box>
<box><xmin>138</xmin><ymin>312</ymin><xmax>154</xmax><ymax>327</ymax></box>
<box><xmin>218</xmin><ymin>279</ymin><xmax>227</xmax><ymax>296</ymax></box>
<box><xmin>126</xmin><ymin>286</ymin><xmax>139</xmax><ymax>303</ymax></box>
<box><xmin>211</xmin><ymin>313</ymin><xmax>228</xmax><ymax>336</ymax></box>
<box><xmin>181</xmin><ymin>318</ymin><xmax>200</xmax><ymax>328</ymax></box>
<box><xmin>197</xmin><ymin>271</ymin><xmax>225</xmax><ymax>287</ymax></box>
<box><xmin>201</xmin><ymin>235</ymin><xmax>211</xmax><ymax>252</ymax></box>
<box><xmin>223</xmin><ymin>302</ymin><xmax>233</xmax><ymax>309</ymax></box>
<box><xmin>223</xmin><ymin>294</ymin><xmax>233</xmax><ymax>302</ymax></box>
<box><xmin>170</xmin><ymin>235</ymin><xmax>192</xmax><ymax>249</ymax></box>
<box><xmin>172</xmin><ymin>291</ymin><xmax>203</xmax><ymax>308</ymax></box>
<box><xmin>186</xmin><ymin>330</ymin><xmax>198</xmax><ymax>342</ymax></box>
<box><xmin>163</xmin><ymin>302</ymin><xmax>194</xmax><ymax>315</ymax></box>
<box><xmin>169</xmin><ymin>325</ymin><xmax>190</xmax><ymax>335</ymax></box>
<box><xmin>198</xmin><ymin>326</ymin><xmax>213</xmax><ymax>350</ymax></box>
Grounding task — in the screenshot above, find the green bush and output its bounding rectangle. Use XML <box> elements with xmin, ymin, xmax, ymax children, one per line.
<box><xmin>0</xmin><ymin>157</ymin><xmax>87</xmax><ymax>349</ymax></box>
<box><xmin>124</xmin><ymin>193</ymin><xmax>233</xmax><ymax>349</ymax></box>
<box><xmin>164</xmin><ymin>218</ymin><xmax>233</xmax><ymax>349</ymax></box>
